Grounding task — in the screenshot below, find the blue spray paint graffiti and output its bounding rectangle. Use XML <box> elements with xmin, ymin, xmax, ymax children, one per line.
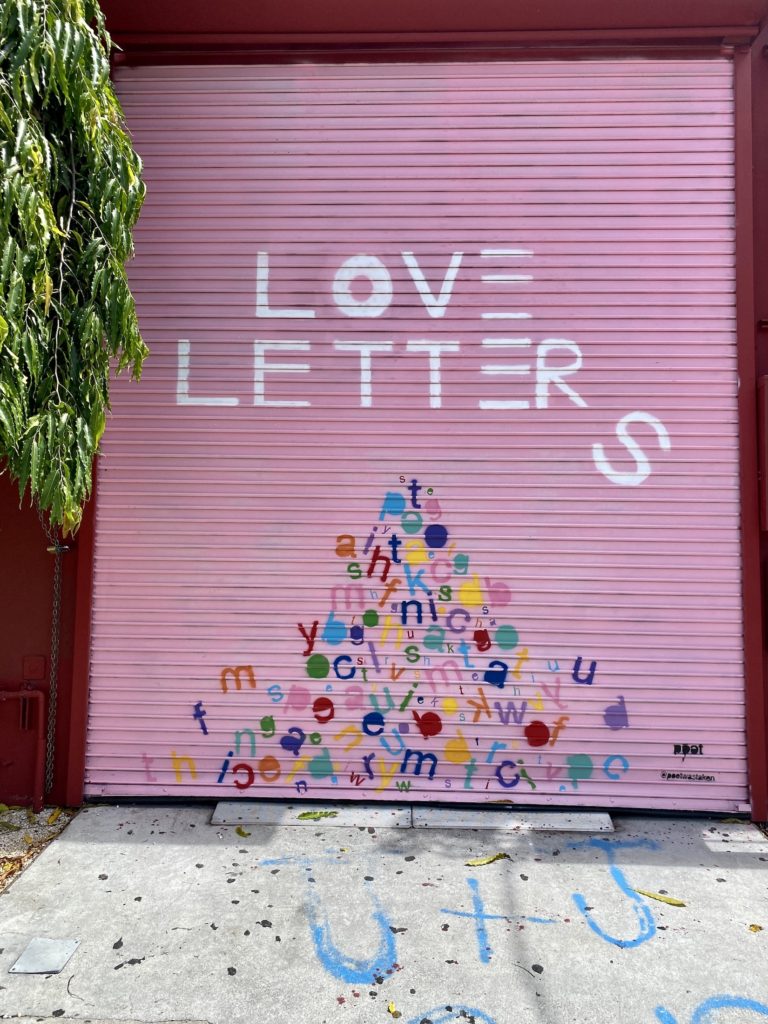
<box><xmin>306</xmin><ymin>879</ymin><xmax>397</xmax><ymax>984</ymax></box>
<box><xmin>406</xmin><ymin>1008</ymin><xmax>498</xmax><ymax>1024</ymax></box>
<box><xmin>568</xmin><ymin>837</ymin><xmax>659</xmax><ymax>949</ymax></box>
<box><xmin>258</xmin><ymin>852</ymin><xmax>399</xmax><ymax>983</ymax></box>
<box><xmin>655</xmin><ymin>996</ymin><xmax>768</xmax><ymax>1024</ymax></box>
<box><xmin>440</xmin><ymin>878</ymin><xmax>507</xmax><ymax>963</ymax></box>
<box><xmin>258</xmin><ymin>839</ymin><xmax>661</xmax><ymax>987</ymax></box>
<box><xmin>440</xmin><ymin>877</ymin><xmax>557</xmax><ymax>962</ymax></box>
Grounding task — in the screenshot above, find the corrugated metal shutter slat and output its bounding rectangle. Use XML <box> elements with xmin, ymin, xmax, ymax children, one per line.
<box><xmin>86</xmin><ymin>58</ymin><xmax>746</xmax><ymax>811</ymax></box>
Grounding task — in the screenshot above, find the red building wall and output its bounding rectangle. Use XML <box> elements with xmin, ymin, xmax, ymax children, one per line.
<box><xmin>0</xmin><ymin>471</ymin><xmax>81</xmax><ymax>807</ymax></box>
<box><xmin>2</xmin><ymin>0</ymin><xmax>767</xmax><ymax>813</ymax></box>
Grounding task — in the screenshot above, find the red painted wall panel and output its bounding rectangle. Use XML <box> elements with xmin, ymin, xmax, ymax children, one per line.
<box><xmin>3</xmin><ymin>0</ymin><xmax>768</xmax><ymax>811</ymax></box>
<box><xmin>99</xmin><ymin>0</ymin><xmax>768</xmax><ymax>39</ymax></box>
<box><xmin>0</xmin><ymin>472</ymin><xmax>78</xmax><ymax>807</ymax></box>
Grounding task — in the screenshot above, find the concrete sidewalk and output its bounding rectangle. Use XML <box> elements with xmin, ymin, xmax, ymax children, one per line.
<box><xmin>0</xmin><ymin>806</ymin><xmax>767</xmax><ymax>1024</ymax></box>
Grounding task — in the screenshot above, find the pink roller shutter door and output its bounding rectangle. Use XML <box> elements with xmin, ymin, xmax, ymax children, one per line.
<box><xmin>85</xmin><ymin>58</ymin><xmax>747</xmax><ymax>811</ymax></box>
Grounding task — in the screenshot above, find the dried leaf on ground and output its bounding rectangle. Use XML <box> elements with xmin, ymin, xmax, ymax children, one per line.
<box><xmin>634</xmin><ymin>888</ymin><xmax>686</xmax><ymax>907</ymax></box>
<box><xmin>297</xmin><ymin>810</ymin><xmax>339</xmax><ymax>821</ymax></box>
<box><xmin>465</xmin><ymin>852</ymin><xmax>511</xmax><ymax>866</ymax></box>
<box><xmin>0</xmin><ymin>859</ymin><xmax>20</xmax><ymax>879</ymax></box>
<box><xmin>0</xmin><ymin>806</ymin><xmax>76</xmax><ymax>894</ymax></box>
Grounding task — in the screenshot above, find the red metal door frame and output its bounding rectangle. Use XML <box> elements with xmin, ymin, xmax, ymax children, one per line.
<box><xmin>62</xmin><ymin>26</ymin><xmax>768</xmax><ymax>819</ymax></box>
<box><xmin>63</xmin><ymin>468</ymin><xmax>96</xmax><ymax>807</ymax></box>
<box><xmin>749</xmin><ymin>20</ymin><xmax>768</xmax><ymax>820</ymax></box>
<box><xmin>735</xmin><ymin>46</ymin><xmax>768</xmax><ymax>820</ymax></box>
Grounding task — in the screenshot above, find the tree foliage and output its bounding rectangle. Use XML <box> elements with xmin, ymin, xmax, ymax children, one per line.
<box><xmin>0</xmin><ymin>0</ymin><xmax>146</xmax><ymax>532</ymax></box>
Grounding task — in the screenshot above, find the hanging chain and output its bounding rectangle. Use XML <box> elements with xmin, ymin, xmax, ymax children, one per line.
<box><xmin>38</xmin><ymin>509</ymin><xmax>68</xmax><ymax>795</ymax></box>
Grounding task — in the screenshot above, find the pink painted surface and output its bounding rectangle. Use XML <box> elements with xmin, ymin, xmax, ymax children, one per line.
<box><xmin>85</xmin><ymin>58</ymin><xmax>746</xmax><ymax>810</ymax></box>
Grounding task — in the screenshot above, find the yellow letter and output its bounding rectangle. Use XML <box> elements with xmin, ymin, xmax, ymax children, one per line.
<box><xmin>334</xmin><ymin>724</ymin><xmax>363</xmax><ymax>751</ymax></box>
<box><xmin>335</xmin><ymin>534</ymin><xmax>357</xmax><ymax>557</ymax></box>
<box><xmin>444</xmin><ymin>729</ymin><xmax>471</xmax><ymax>764</ymax></box>
<box><xmin>375</xmin><ymin>760</ymin><xmax>400</xmax><ymax>791</ymax></box>
<box><xmin>220</xmin><ymin>665</ymin><xmax>256</xmax><ymax>693</ymax></box>
<box><xmin>171</xmin><ymin>751</ymin><xmax>197</xmax><ymax>782</ymax></box>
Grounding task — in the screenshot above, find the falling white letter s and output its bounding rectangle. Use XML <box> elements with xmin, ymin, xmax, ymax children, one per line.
<box><xmin>592</xmin><ymin>411</ymin><xmax>671</xmax><ymax>486</ymax></box>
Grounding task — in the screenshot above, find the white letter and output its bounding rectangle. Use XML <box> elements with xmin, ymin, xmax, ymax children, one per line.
<box><xmin>478</xmin><ymin>338</ymin><xmax>531</xmax><ymax>410</ymax></box>
<box><xmin>592</xmin><ymin>411</ymin><xmax>671</xmax><ymax>486</ymax></box>
<box><xmin>256</xmin><ymin>252</ymin><xmax>315</xmax><ymax>319</ymax></box>
<box><xmin>406</xmin><ymin>340</ymin><xmax>460</xmax><ymax>409</ymax></box>
<box><xmin>536</xmin><ymin>339</ymin><xmax>587</xmax><ymax>409</ymax></box>
<box><xmin>333</xmin><ymin>255</ymin><xmax>392</xmax><ymax>318</ymax></box>
<box><xmin>254</xmin><ymin>341</ymin><xmax>311</xmax><ymax>407</ymax></box>
<box><xmin>478</xmin><ymin>249</ymin><xmax>534</xmax><ymax>319</ymax></box>
<box><xmin>177</xmin><ymin>339</ymin><xmax>238</xmax><ymax>406</ymax></box>
<box><xmin>334</xmin><ymin>341</ymin><xmax>393</xmax><ymax>407</ymax></box>
<box><xmin>480</xmin><ymin>249</ymin><xmax>533</xmax><ymax>259</ymax></box>
<box><xmin>401</xmin><ymin>251</ymin><xmax>463</xmax><ymax>318</ymax></box>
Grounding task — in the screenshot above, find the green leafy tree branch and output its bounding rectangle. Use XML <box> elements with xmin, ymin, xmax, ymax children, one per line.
<box><xmin>0</xmin><ymin>0</ymin><xmax>146</xmax><ymax>533</ymax></box>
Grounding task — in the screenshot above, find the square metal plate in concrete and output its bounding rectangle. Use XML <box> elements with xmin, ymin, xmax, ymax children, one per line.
<box><xmin>212</xmin><ymin>801</ymin><xmax>412</xmax><ymax>828</ymax></box>
<box><xmin>9</xmin><ymin>937</ymin><xmax>80</xmax><ymax>974</ymax></box>
<box><xmin>411</xmin><ymin>807</ymin><xmax>613</xmax><ymax>832</ymax></box>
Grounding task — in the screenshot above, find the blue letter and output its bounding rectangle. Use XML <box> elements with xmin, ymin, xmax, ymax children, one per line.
<box><xmin>569</xmin><ymin>838</ymin><xmax>658</xmax><ymax>949</ymax></box>
<box><xmin>307</xmin><ymin>882</ymin><xmax>397</xmax><ymax>984</ymax></box>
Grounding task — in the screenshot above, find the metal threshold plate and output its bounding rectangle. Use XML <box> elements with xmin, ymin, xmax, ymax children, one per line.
<box><xmin>212</xmin><ymin>801</ymin><xmax>412</xmax><ymax>828</ymax></box>
<box><xmin>412</xmin><ymin>808</ymin><xmax>614</xmax><ymax>832</ymax></box>
<box><xmin>9</xmin><ymin>938</ymin><xmax>80</xmax><ymax>974</ymax></box>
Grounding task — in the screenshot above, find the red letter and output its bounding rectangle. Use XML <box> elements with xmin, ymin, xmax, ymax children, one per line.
<box><xmin>233</xmin><ymin>763</ymin><xmax>255</xmax><ymax>790</ymax></box>
<box><xmin>313</xmin><ymin>696</ymin><xmax>335</xmax><ymax>724</ymax></box>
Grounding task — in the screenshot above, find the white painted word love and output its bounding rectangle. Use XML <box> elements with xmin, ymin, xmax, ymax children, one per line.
<box><xmin>175</xmin><ymin>247</ymin><xmax>672</xmax><ymax>487</ymax></box>
<box><xmin>256</xmin><ymin>250</ymin><xmax>523</xmax><ymax>320</ymax></box>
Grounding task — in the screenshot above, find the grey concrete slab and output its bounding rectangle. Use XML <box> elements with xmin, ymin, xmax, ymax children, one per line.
<box><xmin>3</xmin><ymin>1019</ymin><xmax>208</xmax><ymax>1024</ymax></box>
<box><xmin>411</xmin><ymin>807</ymin><xmax>614</xmax><ymax>832</ymax></box>
<box><xmin>0</xmin><ymin>806</ymin><xmax>767</xmax><ymax>1024</ymax></box>
<box><xmin>212</xmin><ymin>800</ymin><xmax>412</xmax><ymax>828</ymax></box>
